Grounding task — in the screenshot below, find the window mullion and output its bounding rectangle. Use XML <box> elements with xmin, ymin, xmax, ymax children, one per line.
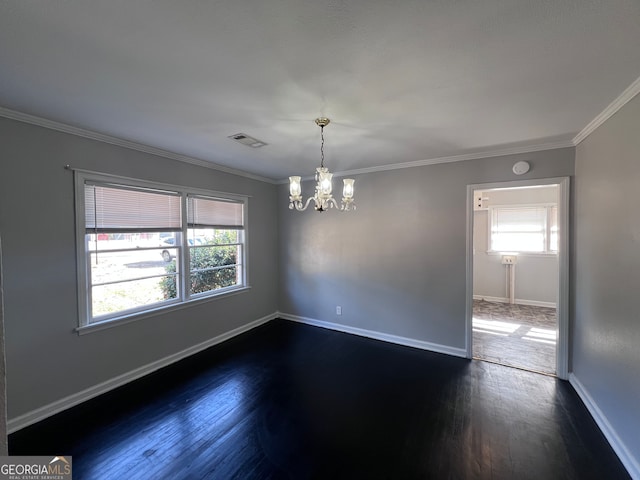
<box><xmin>240</xmin><ymin>229</ymin><xmax>247</xmax><ymax>286</ymax></box>
<box><xmin>85</xmin><ymin>236</ymin><xmax>93</xmax><ymax>323</ymax></box>
<box><xmin>181</xmin><ymin>192</ymin><xmax>189</xmax><ymax>302</ymax></box>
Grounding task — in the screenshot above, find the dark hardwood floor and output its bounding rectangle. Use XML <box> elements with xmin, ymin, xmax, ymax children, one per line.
<box><xmin>10</xmin><ymin>319</ymin><xmax>629</xmax><ymax>479</ymax></box>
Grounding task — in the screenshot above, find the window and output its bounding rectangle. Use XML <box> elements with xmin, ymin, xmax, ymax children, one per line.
<box><xmin>489</xmin><ymin>205</ymin><xmax>557</xmax><ymax>254</ymax></box>
<box><xmin>75</xmin><ymin>172</ymin><xmax>247</xmax><ymax>328</ymax></box>
<box><xmin>185</xmin><ymin>195</ymin><xmax>244</xmax><ymax>297</ymax></box>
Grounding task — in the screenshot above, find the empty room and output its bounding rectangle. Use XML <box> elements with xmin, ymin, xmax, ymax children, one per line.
<box><xmin>472</xmin><ymin>182</ymin><xmax>562</xmax><ymax>375</ymax></box>
<box><xmin>0</xmin><ymin>1</ymin><xmax>639</xmax><ymax>479</ymax></box>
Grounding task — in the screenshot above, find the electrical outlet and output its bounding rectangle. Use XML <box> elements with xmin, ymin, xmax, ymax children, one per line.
<box><xmin>474</xmin><ymin>192</ymin><xmax>489</xmax><ymax>210</ymax></box>
<box><xmin>501</xmin><ymin>255</ymin><xmax>517</xmax><ymax>265</ymax></box>
<box><xmin>336</xmin><ymin>306</ymin><xmax>342</xmax><ymax>315</ymax></box>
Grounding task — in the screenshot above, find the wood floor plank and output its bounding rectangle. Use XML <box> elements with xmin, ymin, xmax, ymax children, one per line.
<box><xmin>9</xmin><ymin>319</ymin><xmax>630</xmax><ymax>479</ymax></box>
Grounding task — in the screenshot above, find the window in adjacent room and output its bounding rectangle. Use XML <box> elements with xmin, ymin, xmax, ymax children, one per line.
<box><xmin>489</xmin><ymin>204</ymin><xmax>557</xmax><ymax>254</ymax></box>
<box><xmin>75</xmin><ymin>172</ymin><xmax>247</xmax><ymax>328</ymax></box>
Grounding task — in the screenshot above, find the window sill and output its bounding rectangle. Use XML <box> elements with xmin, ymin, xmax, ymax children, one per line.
<box><xmin>76</xmin><ymin>286</ymin><xmax>251</xmax><ymax>336</ymax></box>
<box><xmin>486</xmin><ymin>251</ymin><xmax>558</xmax><ymax>257</ymax></box>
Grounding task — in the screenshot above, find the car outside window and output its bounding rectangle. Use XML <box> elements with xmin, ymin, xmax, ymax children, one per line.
<box><xmin>75</xmin><ymin>172</ymin><xmax>248</xmax><ymax>329</ymax></box>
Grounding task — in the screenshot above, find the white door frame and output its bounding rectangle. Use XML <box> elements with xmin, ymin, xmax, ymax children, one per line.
<box><xmin>465</xmin><ymin>176</ymin><xmax>570</xmax><ymax>379</ymax></box>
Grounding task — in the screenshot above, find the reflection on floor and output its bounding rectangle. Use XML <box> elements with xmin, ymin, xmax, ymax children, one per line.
<box><xmin>10</xmin><ymin>320</ymin><xmax>629</xmax><ymax>479</ymax></box>
<box><xmin>473</xmin><ymin>299</ymin><xmax>557</xmax><ymax>375</ymax></box>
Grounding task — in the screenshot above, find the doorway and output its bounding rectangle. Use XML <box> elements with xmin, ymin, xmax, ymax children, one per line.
<box><xmin>465</xmin><ymin>178</ymin><xmax>569</xmax><ymax>379</ymax></box>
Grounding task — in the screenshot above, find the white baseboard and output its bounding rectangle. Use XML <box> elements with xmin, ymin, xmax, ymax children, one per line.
<box><xmin>473</xmin><ymin>295</ymin><xmax>556</xmax><ymax>309</ymax></box>
<box><xmin>8</xmin><ymin>313</ymin><xmax>277</xmax><ymax>434</ymax></box>
<box><xmin>569</xmin><ymin>373</ymin><xmax>640</xmax><ymax>480</ymax></box>
<box><xmin>278</xmin><ymin>312</ymin><xmax>467</xmax><ymax>358</ymax></box>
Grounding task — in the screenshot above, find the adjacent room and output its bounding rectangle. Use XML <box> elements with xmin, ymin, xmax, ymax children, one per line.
<box><xmin>472</xmin><ymin>183</ymin><xmax>561</xmax><ymax>375</ymax></box>
<box><xmin>0</xmin><ymin>1</ymin><xmax>639</xmax><ymax>479</ymax></box>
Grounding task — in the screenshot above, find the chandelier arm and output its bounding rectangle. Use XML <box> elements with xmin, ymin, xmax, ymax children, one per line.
<box><xmin>302</xmin><ymin>197</ymin><xmax>317</xmax><ymax>210</ymax></box>
<box><xmin>297</xmin><ymin>196</ymin><xmax>316</xmax><ymax>211</ymax></box>
<box><xmin>289</xmin><ymin>198</ymin><xmax>311</xmax><ymax>211</ymax></box>
<box><xmin>340</xmin><ymin>200</ymin><xmax>356</xmax><ymax>211</ymax></box>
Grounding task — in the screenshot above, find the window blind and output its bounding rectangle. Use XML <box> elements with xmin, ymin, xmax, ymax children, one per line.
<box><xmin>187</xmin><ymin>196</ymin><xmax>244</xmax><ymax>229</ymax></box>
<box><xmin>491</xmin><ymin>206</ymin><xmax>547</xmax><ymax>252</ymax></box>
<box><xmin>84</xmin><ymin>183</ymin><xmax>182</xmax><ymax>233</ymax></box>
<box><xmin>492</xmin><ymin>206</ymin><xmax>546</xmax><ymax>233</ymax></box>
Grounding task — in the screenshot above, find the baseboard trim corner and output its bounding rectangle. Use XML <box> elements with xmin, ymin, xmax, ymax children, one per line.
<box><xmin>277</xmin><ymin>312</ymin><xmax>467</xmax><ymax>358</ymax></box>
<box><xmin>569</xmin><ymin>373</ymin><xmax>640</xmax><ymax>480</ymax></box>
<box><xmin>8</xmin><ymin>312</ymin><xmax>278</xmax><ymax>434</ymax></box>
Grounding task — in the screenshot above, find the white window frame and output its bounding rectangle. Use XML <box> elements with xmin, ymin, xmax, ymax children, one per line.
<box><xmin>74</xmin><ymin>171</ymin><xmax>249</xmax><ymax>334</ymax></box>
<box><xmin>487</xmin><ymin>203</ymin><xmax>558</xmax><ymax>255</ymax></box>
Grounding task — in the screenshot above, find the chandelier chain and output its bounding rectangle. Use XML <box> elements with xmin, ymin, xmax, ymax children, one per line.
<box><xmin>320</xmin><ymin>125</ymin><xmax>325</xmax><ymax>168</ymax></box>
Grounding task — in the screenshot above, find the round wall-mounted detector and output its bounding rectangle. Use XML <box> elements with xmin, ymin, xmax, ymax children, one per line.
<box><xmin>512</xmin><ymin>161</ymin><xmax>530</xmax><ymax>175</ymax></box>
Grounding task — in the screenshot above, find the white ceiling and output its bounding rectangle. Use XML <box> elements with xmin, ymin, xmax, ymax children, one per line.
<box><xmin>1</xmin><ymin>1</ymin><xmax>639</xmax><ymax>181</ymax></box>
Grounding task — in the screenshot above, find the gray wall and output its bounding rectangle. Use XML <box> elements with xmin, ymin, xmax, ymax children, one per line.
<box><xmin>3</xmin><ymin>97</ymin><xmax>639</xmax><ymax>475</ymax></box>
<box><xmin>473</xmin><ymin>186</ymin><xmax>559</xmax><ymax>305</ymax></box>
<box><xmin>573</xmin><ymin>93</ymin><xmax>640</xmax><ymax>470</ymax></box>
<box><xmin>279</xmin><ymin>148</ymin><xmax>574</xmax><ymax>350</ymax></box>
<box><xmin>0</xmin><ymin>117</ymin><xmax>278</xmax><ymax>420</ymax></box>
<box><xmin>0</xmin><ymin>237</ymin><xmax>7</xmax><ymax>453</ymax></box>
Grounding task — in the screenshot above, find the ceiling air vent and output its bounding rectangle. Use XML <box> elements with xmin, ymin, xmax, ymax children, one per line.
<box><xmin>228</xmin><ymin>133</ymin><xmax>267</xmax><ymax>148</ymax></box>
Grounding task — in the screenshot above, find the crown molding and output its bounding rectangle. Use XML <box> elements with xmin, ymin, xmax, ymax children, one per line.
<box><xmin>279</xmin><ymin>70</ymin><xmax>640</xmax><ymax>184</ymax></box>
<box><xmin>0</xmin><ymin>106</ymin><xmax>277</xmax><ymax>184</ymax></box>
<box><xmin>277</xmin><ymin>139</ymin><xmax>574</xmax><ymax>183</ymax></box>
<box><xmin>7</xmin><ymin>70</ymin><xmax>640</xmax><ymax>186</ymax></box>
<box><xmin>573</xmin><ymin>75</ymin><xmax>640</xmax><ymax>145</ymax></box>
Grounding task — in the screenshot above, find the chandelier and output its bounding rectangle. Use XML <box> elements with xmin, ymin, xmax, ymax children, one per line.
<box><xmin>288</xmin><ymin>118</ymin><xmax>356</xmax><ymax>212</ymax></box>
